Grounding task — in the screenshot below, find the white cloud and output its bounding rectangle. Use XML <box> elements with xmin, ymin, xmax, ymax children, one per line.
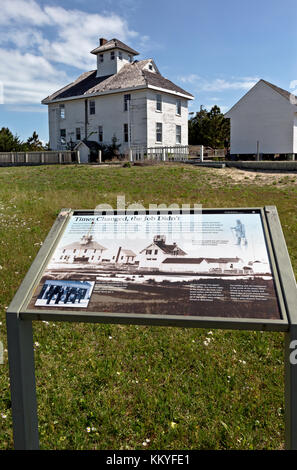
<box><xmin>0</xmin><ymin>0</ymin><xmax>50</xmax><ymax>26</ymax></box>
<box><xmin>178</xmin><ymin>74</ymin><xmax>259</xmax><ymax>92</ymax></box>
<box><xmin>201</xmin><ymin>78</ymin><xmax>259</xmax><ymax>92</ymax></box>
<box><xmin>0</xmin><ymin>48</ymin><xmax>68</xmax><ymax>104</ymax></box>
<box><xmin>0</xmin><ymin>0</ymin><xmax>145</xmax><ymax>105</ymax></box>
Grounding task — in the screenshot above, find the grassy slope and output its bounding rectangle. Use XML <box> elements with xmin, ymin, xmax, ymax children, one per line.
<box><xmin>0</xmin><ymin>164</ymin><xmax>296</xmax><ymax>450</ymax></box>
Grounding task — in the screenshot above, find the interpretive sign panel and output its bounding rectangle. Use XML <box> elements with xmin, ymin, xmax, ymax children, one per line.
<box><xmin>21</xmin><ymin>208</ymin><xmax>287</xmax><ymax>329</ymax></box>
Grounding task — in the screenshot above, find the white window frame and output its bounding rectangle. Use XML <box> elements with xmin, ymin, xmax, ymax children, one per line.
<box><xmin>176</xmin><ymin>125</ymin><xmax>181</xmax><ymax>144</ymax></box>
<box><xmin>98</xmin><ymin>126</ymin><xmax>103</xmax><ymax>143</ymax></box>
<box><xmin>59</xmin><ymin>104</ymin><xmax>65</xmax><ymax>119</ymax></box>
<box><xmin>124</xmin><ymin>94</ymin><xmax>131</xmax><ymax>112</ymax></box>
<box><xmin>156</xmin><ymin>94</ymin><xmax>162</xmax><ymax>112</ymax></box>
<box><xmin>60</xmin><ymin>129</ymin><xmax>66</xmax><ymax>145</ymax></box>
<box><xmin>156</xmin><ymin>122</ymin><xmax>162</xmax><ymax>143</ymax></box>
<box><xmin>99</xmin><ymin>54</ymin><xmax>104</xmax><ymax>63</ymax></box>
<box><xmin>89</xmin><ymin>100</ymin><xmax>95</xmax><ymax>115</ymax></box>
<box><xmin>110</xmin><ymin>51</ymin><xmax>115</xmax><ymax>60</ymax></box>
<box><xmin>124</xmin><ymin>123</ymin><xmax>129</xmax><ymax>143</ymax></box>
<box><xmin>176</xmin><ymin>99</ymin><xmax>181</xmax><ymax>116</ymax></box>
<box><xmin>118</xmin><ymin>51</ymin><xmax>123</xmax><ymax>60</ymax></box>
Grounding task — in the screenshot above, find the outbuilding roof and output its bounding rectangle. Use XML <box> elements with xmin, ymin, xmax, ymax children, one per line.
<box><xmin>162</xmin><ymin>257</ymin><xmax>242</xmax><ymax>264</ymax></box>
<box><xmin>42</xmin><ymin>60</ymin><xmax>194</xmax><ymax>104</ymax></box>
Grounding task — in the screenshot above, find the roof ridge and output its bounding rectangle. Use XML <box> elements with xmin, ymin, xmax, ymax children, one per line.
<box><xmin>260</xmin><ymin>79</ymin><xmax>297</xmax><ymax>103</ymax></box>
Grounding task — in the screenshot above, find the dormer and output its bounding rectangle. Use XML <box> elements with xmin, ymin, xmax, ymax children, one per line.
<box><xmin>90</xmin><ymin>38</ymin><xmax>139</xmax><ymax>78</ymax></box>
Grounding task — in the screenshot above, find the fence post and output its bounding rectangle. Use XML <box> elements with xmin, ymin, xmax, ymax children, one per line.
<box><xmin>200</xmin><ymin>145</ymin><xmax>204</xmax><ymax>162</ymax></box>
<box><xmin>58</xmin><ymin>153</ymin><xmax>62</xmax><ymax>164</ymax></box>
<box><xmin>162</xmin><ymin>148</ymin><xmax>166</xmax><ymax>162</ymax></box>
<box><xmin>25</xmin><ymin>153</ymin><xmax>29</xmax><ymax>164</ymax></box>
<box><xmin>41</xmin><ymin>153</ymin><xmax>44</xmax><ymax>164</ymax></box>
<box><xmin>129</xmin><ymin>149</ymin><xmax>133</xmax><ymax>162</ymax></box>
<box><xmin>98</xmin><ymin>150</ymin><xmax>102</xmax><ymax>164</ymax></box>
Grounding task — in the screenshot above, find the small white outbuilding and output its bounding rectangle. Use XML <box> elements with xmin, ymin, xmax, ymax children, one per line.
<box><xmin>225</xmin><ymin>79</ymin><xmax>297</xmax><ymax>158</ymax></box>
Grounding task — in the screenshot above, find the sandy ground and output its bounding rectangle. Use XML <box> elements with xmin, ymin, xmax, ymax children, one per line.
<box><xmin>214</xmin><ymin>167</ymin><xmax>297</xmax><ymax>185</ymax></box>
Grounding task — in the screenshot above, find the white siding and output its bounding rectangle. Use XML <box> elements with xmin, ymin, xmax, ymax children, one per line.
<box><xmin>48</xmin><ymin>90</ymin><xmax>147</xmax><ymax>152</ymax></box>
<box><xmin>226</xmin><ymin>81</ymin><xmax>297</xmax><ymax>155</ymax></box>
<box><xmin>96</xmin><ymin>50</ymin><xmax>134</xmax><ymax>77</ymax></box>
<box><xmin>146</xmin><ymin>91</ymin><xmax>188</xmax><ymax>147</ymax></box>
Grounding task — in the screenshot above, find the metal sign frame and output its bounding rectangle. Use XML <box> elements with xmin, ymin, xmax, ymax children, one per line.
<box><xmin>5</xmin><ymin>206</ymin><xmax>297</xmax><ymax>449</ymax></box>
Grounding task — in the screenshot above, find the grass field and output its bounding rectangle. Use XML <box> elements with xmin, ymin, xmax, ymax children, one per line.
<box><xmin>0</xmin><ymin>163</ymin><xmax>296</xmax><ymax>450</ymax></box>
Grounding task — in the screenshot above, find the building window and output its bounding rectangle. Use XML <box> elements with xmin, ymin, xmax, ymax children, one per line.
<box><xmin>124</xmin><ymin>123</ymin><xmax>129</xmax><ymax>143</ymax></box>
<box><xmin>128</xmin><ymin>55</ymin><xmax>132</xmax><ymax>63</ymax></box>
<box><xmin>98</xmin><ymin>126</ymin><xmax>103</xmax><ymax>142</ymax></box>
<box><xmin>76</xmin><ymin>127</ymin><xmax>81</xmax><ymax>141</ymax></box>
<box><xmin>156</xmin><ymin>122</ymin><xmax>162</xmax><ymax>143</ymax></box>
<box><xmin>176</xmin><ymin>125</ymin><xmax>181</xmax><ymax>144</ymax></box>
<box><xmin>149</xmin><ymin>64</ymin><xmax>153</xmax><ymax>70</ymax></box>
<box><xmin>146</xmin><ymin>250</ymin><xmax>152</xmax><ymax>255</ymax></box>
<box><xmin>110</xmin><ymin>51</ymin><xmax>115</xmax><ymax>60</ymax></box>
<box><xmin>118</xmin><ymin>51</ymin><xmax>122</xmax><ymax>60</ymax></box>
<box><xmin>176</xmin><ymin>99</ymin><xmax>181</xmax><ymax>115</ymax></box>
<box><xmin>99</xmin><ymin>54</ymin><xmax>104</xmax><ymax>63</ymax></box>
<box><xmin>60</xmin><ymin>129</ymin><xmax>66</xmax><ymax>145</ymax></box>
<box><xmin>59</xmin><ymin>104</ymin><xmax>65</xmax><ymax>119</ymax></box>
<box><xmin>124</xmin><ymin>94</ymin><xmax>131</xmax><ymax>111</ymax></box>
<box><xmin>89</xmin><ymin>100</ymin><xmax>95</xmax><ymax>115</ymax></box>
<box><xmin>156</xmin><ymin>94</ymin><xmax>162</xmax><ymax>112</ymax></box>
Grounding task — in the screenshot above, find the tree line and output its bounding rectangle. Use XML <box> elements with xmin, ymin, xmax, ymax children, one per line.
<box><xmin>188</xmin><ymin>105</ymin><xmax>230</xmax><ymax>150</ymax></box>
<box><xmin>0</xmin><ymin>127</ymin><xmax>48</xmax><ymax>152</ymax></box>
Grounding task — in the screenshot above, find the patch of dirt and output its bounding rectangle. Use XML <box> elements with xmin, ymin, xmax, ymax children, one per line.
<box><xmin>216</xmin><ymin>168</ymin><xmax>297</xmax><ymax>185</ymax></box>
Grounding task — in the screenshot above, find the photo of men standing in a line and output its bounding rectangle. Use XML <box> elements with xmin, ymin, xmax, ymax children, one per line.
<box><xmin>35</xmin><ymin>280</ymin><xmax>94</xmax><ymax>308</ymax></box>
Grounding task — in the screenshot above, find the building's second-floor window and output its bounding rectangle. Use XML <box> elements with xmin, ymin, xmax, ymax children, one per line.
<box><xmin>176</xmin><ymin>125</ymin><xmax>181</xmax><ymax>144</ymax></box>
<box><xmin>98</xmin><ymin>126</ymin><xmax>103</xmax><ymax>142</ymax></box>
<box><xmin>59</xmin><ymin>104</ymin><xmax>65</xmax><ymax>119</ymax></box>
<box><xmin>60</xmin><ymin>129</ymin><xmax>66</xmax><ymax>145</ymax></box>
<box><xmin>124</xmin><ymin>123</ymin><xmax>129</xmax><ymax>143</ymax></box>
<box><xmin>110</xmin><ymin>51</ymin><xmax>115</xmax><ymax>60</ymax></box>
<box><xmin>76</xmin><ymin>127</ymin><xmax>81</xmax><ymax>141</ymax></box>
<box><xmin>128</xmin><ymin>55</ymin><xmax>132</xmax><ymax>63</ymax></box>
<box><xmin>99</xmin><ymin>54</ymin><xmax>104</xmax><ymax>63</ymax></box>
<box><xmin>89</xmin><ymin>100</ymin><xmax>95</xmax><ymax>115</ymax></box>
<box><xmin>156</xmin><ymin>94</ymin><xmax>162</xmax><ymax>112</ymax></box>
<box><xmin>176</xmin><ymin>99</ymin><xmax>181</xmax><ymax>116</ymax></box>
<box><xmin>124</xmin><ymin>94</ymin><xmax>131</xmax><ymax>111</ymax></box>
<box><xmin>118</xmin><ymin>51</ymin><xmax>122</xmax><ymax>60</ymax></box>
<box><xmin>156</xmin><ymin>122</ymin><xmax>162</xmax><ymax>143</ymax></box>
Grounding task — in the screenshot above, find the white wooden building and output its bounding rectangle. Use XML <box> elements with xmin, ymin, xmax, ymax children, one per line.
<box><xmin>42</xmin><ymin>38</ymin><xmax>193</xmax><ymax>156</ymax></box>
<box><xmin>225</xmin><ymin>79</ymin><xmax>297</xmax><ymax>158</ymax></box>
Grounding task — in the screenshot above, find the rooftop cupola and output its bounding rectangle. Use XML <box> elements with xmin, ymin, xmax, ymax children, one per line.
<box><xmin>90</xmin><ymin>38</ymin><xmax>139</xmax><ymax>78</ymax></box>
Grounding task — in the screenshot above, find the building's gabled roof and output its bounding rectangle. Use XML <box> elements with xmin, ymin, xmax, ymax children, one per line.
<box><xmin>140</xmin><ymin>240</ymin><xmax>186</xmax><ymax>256</ymax></box>
<box><xmin>42</xmin><ymin>60</ymin><xmax>194</xmax><ymax>104</ymax></box>
<box><xmin>261</xmin><ymin>79</ymin><xmax>297</xmax><ymax>103</ymax></box>
<box><xmin>74</xmin><ymin>140</ymin><xmax>101</xmax><ymax>151</ymax></box>
<box><xmin>63</xmin><ymin>240</ymin><xmax>106</xmax><ymax>250</ymax></box>
<box><xmin>225</xmin><ymin>79</ymin><xmax>297</xmax><ymax>117</ymax></box>
<box><xmin>162</xmin><ymin>257</ymin><xmax>241</xmax><ymax>264</ymax></box>
<box><xmin>121</xmin><ymin>249</ymin><xmax>137</xmax><ymax>257</ymax></box>
<box><xmin>90</xmin><ymin>38</ymin><xmax>139</xmax><ymax>56</ymax></box>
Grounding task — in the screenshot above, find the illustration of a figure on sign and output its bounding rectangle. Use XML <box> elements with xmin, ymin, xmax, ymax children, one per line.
<box><xmin>231</xmin><ymin>219</ymin><xmax>248</xmax><ymax>247</ymax></box>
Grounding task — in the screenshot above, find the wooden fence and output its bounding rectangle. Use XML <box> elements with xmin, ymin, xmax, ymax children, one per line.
<box><xmin>129</xmin><ymin>146</ymin><xmax>189</xmax><ymax>162</ymax></box>
<box><xmin>0</xmin><ymin>151</ymin><xmax>79</xmax><ymax>166</ymax></box>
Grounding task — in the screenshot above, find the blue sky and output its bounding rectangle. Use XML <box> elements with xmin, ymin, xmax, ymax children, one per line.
<box><xmin>1</xmin><ymin>0</ymin><xmax>297</xmax><ymax>143</ymax></box>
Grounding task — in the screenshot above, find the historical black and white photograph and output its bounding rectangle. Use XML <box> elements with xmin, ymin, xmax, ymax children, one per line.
<box><xmin>35</xmin><ymin>279</ymin><xmax>95</xmax><ymax>308</ymax></box>
<box><xmin>30</xmin><ymin>211</ymin><xmax>282</xmax><ymax>320</ymax></box>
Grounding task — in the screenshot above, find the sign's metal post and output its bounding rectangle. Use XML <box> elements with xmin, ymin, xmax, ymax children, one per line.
<box><xmin>285</xmin><ymin>325</ymin><xmax>297</xmax><ymax>449</ymax></box>
<box><xmin>264</xmin><ymin>206</ymin><xmax>297</xmax><ymax>450</ymax></box>
<box><xmin>6</xmin><ymin>312</ymin><xmax>39</xmax><ymax>450</ymax></box>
